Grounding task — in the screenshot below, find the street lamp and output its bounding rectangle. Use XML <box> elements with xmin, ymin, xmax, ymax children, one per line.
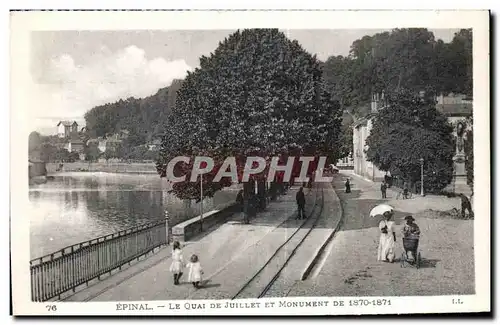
<box><xmin>419</xmin><ymin>158</ymin><xmax>424</xmax><ymax>196</ymax></box>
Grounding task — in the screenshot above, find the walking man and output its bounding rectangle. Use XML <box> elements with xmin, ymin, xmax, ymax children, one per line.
<box><xmin>381</xmin><ymin>181</ymin><xmax>387</xmax><ymax>199</ymax></box>
<box><xmin>459</xmin><ymin>193</ymin><xmax>474</xmax><ymax>219</ymax></box>
<box><xmin>296</xmin><ymin>186</ymin><xmax>306</xmax><ymax>220</ymax></box>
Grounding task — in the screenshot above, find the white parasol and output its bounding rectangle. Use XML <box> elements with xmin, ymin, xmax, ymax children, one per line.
<box><xmin>369</xmin><ymin>204</ymin><xmax>394</xmax><ymax>218</ymax></box>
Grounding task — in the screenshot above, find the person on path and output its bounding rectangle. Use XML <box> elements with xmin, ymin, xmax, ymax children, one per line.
<box><xmin>236</xmin><ymin>189</ymin><xmax>244</xmax><ymax>211</ymax></box>
<box><xmin>169</xmin><ymin>241</ymin><xmax>184</xmax><ymax>285</ymax></box>
<box><xmin>380</xmin><ymin>181</ymin><xmax>387</xmax><ymax>199</ymax></box>
<box><xmin>345</xmin><ymin>179</ymin><xmax>351</xmax><ymax>193</ymax></box>
<box><xmin>402</xmin><ymin>182</ymin><xmax>409</xmax><ymax>199</ymax></box>
<box><xmin>401</xmin><ymin>216</ymin><xmax>420</xmax><ymax>262</ymax></box>
<box><xmin>401</xmin><ymin>216</ymin><xmax>420</xmax><ymax>239</ymax></box>
<box><xmin>187</xmin><ymin>254</ymin><xmax>204</xmax><ymax>289</ymax></box>
<box><xmin>295</xmin><ymin>186</ymin><xmax>306</xmax><ymax>220</ymax></box>
<box><xmin>377</xmin><ymin>211</ymin><xmax>396</xmax><ymax>263</ymax></box>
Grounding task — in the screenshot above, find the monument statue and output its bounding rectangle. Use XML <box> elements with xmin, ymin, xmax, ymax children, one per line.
<box><xmin>456</xmin><ymin>121</ymin><xmax>465</xmax><ymax>154</ymax></box>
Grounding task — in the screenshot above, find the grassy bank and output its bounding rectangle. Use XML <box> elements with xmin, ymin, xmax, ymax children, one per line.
<box><xmin>46</xmin><ymin>162</ymin><xmax>157</xmax><ymax>174</ymax></box>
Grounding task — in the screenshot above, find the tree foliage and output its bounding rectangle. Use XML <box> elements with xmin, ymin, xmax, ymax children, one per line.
<box><xmin>365</xmin><ymin>89</ymin><xmax>455</xmax><ymax>193</ymax></box>
<box><xmin>464</xmin><ymin>117</ymin><xmax>474</xmax><ymax>188</ymax></box>
<box><xmin>157</xmin><ymin>29</ymin><xmax>343</xmax><ymax>201</ymax></box>
<box><xmin>84</xmin><ymin>80</ymin><xmax>183</xmax><ymax>145</ymax></box>
<box><xmin>84</xmin><ymin>143</ymin><xmax>101</xmax><ymax>162</ymax></box>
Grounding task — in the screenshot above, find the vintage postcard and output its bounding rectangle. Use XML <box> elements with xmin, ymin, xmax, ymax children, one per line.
<box><xmin>10</xmin><ymin>10</ymin><xmax>490</xmax><ymax>316</ymax></box>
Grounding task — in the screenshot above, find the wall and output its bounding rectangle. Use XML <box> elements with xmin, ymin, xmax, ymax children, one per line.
<box><xmin>57</xmin><ymin>124</ymin><xmax>66</xmax><ymax>138</ymax></box>
<box><xmin>352</xmin><ymin>118</ymin><xmax>384</xmax><ymax>182</ymax></box>
<box><xmin>29</xmin><ymin>161</ymin><xmax>47</xmax><ymax>178</ymax></box>
<box><xmin>171</xmin><ymin>203</ymin><xmax>240</xmax><ymax>242</ymax></box>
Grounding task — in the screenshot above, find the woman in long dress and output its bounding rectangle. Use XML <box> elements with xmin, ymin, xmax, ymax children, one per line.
<box><xmin>169</xmin><ymin>241</ymin><xmax>184</xmax><ymax>285</ymax></box>
<box><xmin>377</xmin><ymin>211</ymin><xmax>396</xmax><ymax>262</ymax></box>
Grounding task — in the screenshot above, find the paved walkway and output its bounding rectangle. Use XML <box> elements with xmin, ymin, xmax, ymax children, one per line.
<box><xmin>262</xmin><ymin>182</ymin><xmax>342</xmax><ymax>297</ymax></box>
<box><xmin>287</xmin><ymin>171</ymin><xmax>475</xmax><ymax>297</ymax></box>
<box><xmin>65</xmin><ymin>185</ymin><xmax>317</xmax><ymax>301</ymax></box>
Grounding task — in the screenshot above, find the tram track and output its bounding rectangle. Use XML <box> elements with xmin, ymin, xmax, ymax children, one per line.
<box><xmin>231</xmin><ymin>186</ymin><xmax>325</xmax><ymax>299</ymax></box>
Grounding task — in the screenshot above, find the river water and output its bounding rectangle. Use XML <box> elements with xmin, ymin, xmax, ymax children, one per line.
<box><xmin>28</xmin><ymin>172</ymin><xmax>238</xmax><ymax>259</ymax></box>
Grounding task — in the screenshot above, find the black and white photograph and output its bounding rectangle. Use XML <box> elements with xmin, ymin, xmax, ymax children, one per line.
<box><xmin>10</xmin><ymin>10</ymin><xmax>490</xmax><ymax>316</ymax></box>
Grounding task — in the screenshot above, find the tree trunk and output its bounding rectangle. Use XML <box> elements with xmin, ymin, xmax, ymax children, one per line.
<box><xmin>270</xmin><ymin>182</ymin><xmax>278</xmax><ymax>201</ymax></box>
<box><xmin>242</xmin><ymin>181</ymin><xmax>253</xmax><ymax>224</ymax></box>
<box><xmin>257</xmin><ymin>180</ymin><xmax>267</xmax><ymax>211</ymax></box>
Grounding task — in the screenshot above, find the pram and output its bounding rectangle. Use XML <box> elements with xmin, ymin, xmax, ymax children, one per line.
<box><xmin>400</xmin><ymin>237</ymin><xmax>421</xmax><ymax>269</ymax></box>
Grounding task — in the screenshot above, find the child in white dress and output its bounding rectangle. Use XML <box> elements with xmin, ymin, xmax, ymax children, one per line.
<box><xmin>187</xmin><ymin>254</ymin><xmax>204</xmax><ymax>289</ymax></box>
<box><xmin>169</xmin><ymin>241</ymin><xmax>184</xmax><ymax>285</ymax></box>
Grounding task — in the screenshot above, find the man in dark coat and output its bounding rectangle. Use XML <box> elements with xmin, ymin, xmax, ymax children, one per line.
<box><xmin>459</xmin><ymin>193</ymin><xmax>473</xmax><ymax>219</ymax></box>
<box><xmin>295</xmin><ymin>187</ymin><xmax>306</xmax><ymax>220</ymax></box>
<box><xmin>381</xmin><ymin>181</ymin><xmax>387</xmax><ymax>199</ymax></box>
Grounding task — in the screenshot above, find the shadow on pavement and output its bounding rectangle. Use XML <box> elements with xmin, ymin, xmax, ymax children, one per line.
<box><xmin>418</xmin><ymin>258</ymin><xmax>440</xmax><ymax>269</ymax></box>
<box><xmin>200</xmin><ymin>280</ymin><xmax>220</xmax><ymax>289</ymax></box>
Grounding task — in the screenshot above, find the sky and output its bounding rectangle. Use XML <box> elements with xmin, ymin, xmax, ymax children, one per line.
<box><xmin>30</xmin><ymin>29</ymin><xmax>459</xmax><ymax>135</ymax></box>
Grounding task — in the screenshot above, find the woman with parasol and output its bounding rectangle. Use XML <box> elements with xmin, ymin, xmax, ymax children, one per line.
<box><xmin>371</xmin><ymin>204</ymin><xmax>397</xmax><ymax>263</ymax></box>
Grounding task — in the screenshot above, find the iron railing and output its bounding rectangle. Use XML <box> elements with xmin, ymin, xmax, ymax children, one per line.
<box><xmin>30</xmin><ymin>220</ymin><xmax>167</xmax><ymax>302</ymax></box>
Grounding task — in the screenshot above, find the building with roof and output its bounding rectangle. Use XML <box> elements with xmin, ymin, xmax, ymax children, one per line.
<box><xmin>57</xmin><ymin>120</ymin><xmax>78</xmax><ymax>138</ymax></box>
<box><xmin>147</xmin><ymin>139</ymin><xmax>162</xmax><ymax>151</ymax></box>
<box><xmin>65</xmin><ymin>139</ymin><xmax>85</xmax><ymax>153</ymax></box>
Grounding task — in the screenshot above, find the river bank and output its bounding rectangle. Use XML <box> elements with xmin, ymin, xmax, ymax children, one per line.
<box><xmin>46</xmin><ymin>162</ymin><xmax>157</xmax><ymax>174</ymax></box>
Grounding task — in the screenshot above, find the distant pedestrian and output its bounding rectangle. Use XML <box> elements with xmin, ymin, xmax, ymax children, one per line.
<box><xmin>236</xmin><ymin>189</ymin><xmax>244</xmax><ymax>211</ymax></box>
<box><xmin>403</xmin><ymin>182</ymin><xmax>409</xmax><ymax>199</ymax></box>
<box><xmin>384</xmin><ymin>174</ymin><xmax>392</xmax><ymax>188</ymax></box>
<box><xmin>169</xmin><ymin>241</ymin><xmax>184</xmax><ymax>285</ymax></box>
<box><xmin>295</xmin><ymin>186</ymin><xmax>306</xmax><ymax>220</ymax></box>
<box><xmin>187</xmin><ymin>254</ymin><xmax>204</xmax><ymax>289</ymax></box>
<box><xmin>381</xmin><ymin>182</ymin><xmax>387</xmax><ymax>199</ymax></box>
<box><xmin>459</xmin><ymin>193</ymin><xmax>474</xmax><ymax>219</ymax></box>
<box><xmin>345</xmin><ymin>179</ymin><xmax>351</xmax><ymax>193</ymax></box>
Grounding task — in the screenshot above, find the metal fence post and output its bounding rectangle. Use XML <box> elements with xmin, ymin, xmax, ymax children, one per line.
<box><xmin>165</xmin><ymin>210</ymin><xmax>170</xmax><ymax>245</ymax></box>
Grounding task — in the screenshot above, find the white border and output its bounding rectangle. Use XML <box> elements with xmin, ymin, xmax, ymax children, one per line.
<box><xmin>10</xmin><ymin>9</ymin><xmax>490</xmax><ymax>316</ymax></box>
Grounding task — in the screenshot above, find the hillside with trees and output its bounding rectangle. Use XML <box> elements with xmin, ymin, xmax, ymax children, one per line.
<box><xmin>84</xmin><ymin>79</ymin><xmax>184</xmax><ymax>145</ymax></box>
<box><xmin>322</xmin><ymin>28</ymin><xmax>473</xmax><ymax>120</ymax></box>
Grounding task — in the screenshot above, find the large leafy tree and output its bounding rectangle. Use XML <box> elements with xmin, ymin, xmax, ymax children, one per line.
<box><xmin>157</xmin><ymin>29</ymin><xmax>343</xmax><ymax>221</ymax></box>
<box><xmin>28</xmin><ymin>131</ymin><xmax>43</xmax><ymax>160</ymax></box>
<box><xmin>464</xmin><ymin>117</ymin><xmax>474</xmax><ymax>191</ymax></box>
<box><xmin>365</xmin><ymin>89</ymin><xmax>455</xmax><ymax>193</ymax></box>
<box><xmin>84</xmin><ymin>142</ymin><xmax>101</xmax><ymax>162</ymax></box>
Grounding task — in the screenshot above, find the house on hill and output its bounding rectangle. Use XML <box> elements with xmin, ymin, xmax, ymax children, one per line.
<box><xmin>97</xmin><ymin>134</ymin><xmax>123</xmax><ymax>153</ymax></box>
<box><xmin>57</xmin><ymin>120</ymin><xmax>78</xmax><ymax>138</ymax></box>
<box><xmin>435</xmin><ymin>93</ymin><xmax>472</xmax><ymax>122</ymax></box>
<box><xmin>65</xmin><ymin>138</ymin><xmax>84</xmax><ymax>152</ymax></box>
<box><xmin>147</xmin><ymin>139</ymin><xmax>162</xmax><ymax>151</ymax></box>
